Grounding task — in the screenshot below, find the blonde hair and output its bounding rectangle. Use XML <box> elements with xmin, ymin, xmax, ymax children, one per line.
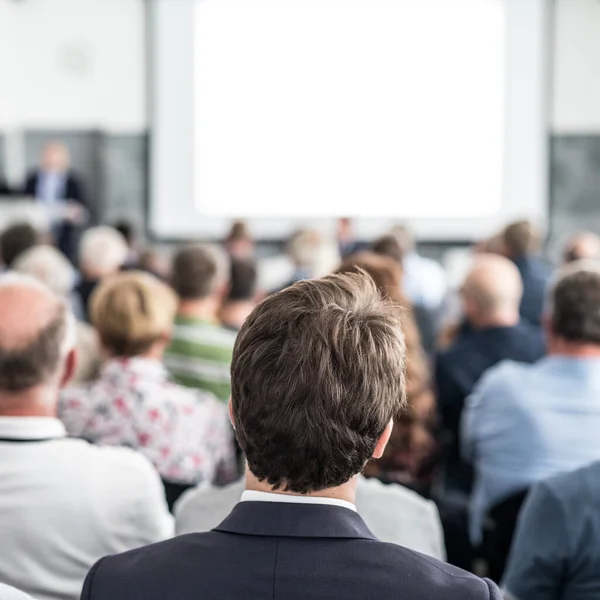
<box><xmin>90</xmin><ymin>271</ymin><xmax>177</xmax><ymax>357</ymax></box>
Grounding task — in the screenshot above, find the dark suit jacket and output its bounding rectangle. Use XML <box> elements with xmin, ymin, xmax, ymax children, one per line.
<box><xmin>81</xmin><ymin>501</ymin><xmax>500</xmax><ymax>600</ymax></box>
<box><xmin>23</xmin><ymin>170</ymin><xmax>87</xmax><ymax>260</ymax></box>
<box><xmin>513</xmin><ymin>255</ymin><xmax>551</xmax><ymax>326</ymax></box>
<box><xmin>436</xmin><ymin>322</ymin><xmax>545</xmax><ymax>492</ymax></box>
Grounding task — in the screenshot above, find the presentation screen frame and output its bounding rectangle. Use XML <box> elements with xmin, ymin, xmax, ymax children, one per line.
<box><xmin>148</xmin><ymin>0</ymin><xmax>551</xmax><ymax>242</ymax></box>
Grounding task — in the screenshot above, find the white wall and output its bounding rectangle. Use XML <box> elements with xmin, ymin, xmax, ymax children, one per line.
<box><xmin>552</xmin><ymin>0</ymin><xmax>600</xmax><ymax>133</ymax></box>
<box><xmin>0</xmin><ymin>0</ymin><xmax>146</xmax><ymax>132</ymax></box>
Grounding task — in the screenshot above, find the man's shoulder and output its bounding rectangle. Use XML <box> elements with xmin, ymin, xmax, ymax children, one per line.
<box><xmin>172</xmin><ymin>318</ymin><xmax>237</xmax><ymax>347</ymax></box>
<box><xmin>542</xmin><ymin>460</ymin><xmax>600</xmax><ymax>509</ymax></box>
<box><xmin>476</xmin><ymin>358</ymin><xmax>538</xmax><ymax>393</ymax></box>
<box><xmin>91</xmin><ymin>532</ymin><xmax>497</xmax><ymax>599</ymax></box>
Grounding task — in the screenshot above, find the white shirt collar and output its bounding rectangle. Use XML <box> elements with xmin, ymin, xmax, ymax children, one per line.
<box><xmin>0</xmin><ymin>417</ymin><xmax>66</xmax><ymax>440</ymax></box>
<box><xmin>241</xmin><ymin>490</ymin><xmax>357</xmax><ymax>512</ymax></box>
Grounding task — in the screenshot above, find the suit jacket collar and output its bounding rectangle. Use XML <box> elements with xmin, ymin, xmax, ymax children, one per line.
<box><xmin>214</xmin><ymin>501</ymin><xmax>379</xmax><ymax>540</ymax></box>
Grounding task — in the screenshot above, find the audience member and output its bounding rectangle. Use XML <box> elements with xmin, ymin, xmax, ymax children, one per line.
<box><xmin>503</xmin><ymin>461</ymin><xmax>600</xmax><ymax>600</ymax></box>
<box><xmin>0</xmin><ymin>274</ymin><xmax>172</xmax><ymax>600</ymax></box>
<box><xmin>372</xmin><ymin>234</ymin><xmax>436</xmax><ymax>355</ymax></box>
<box><xmin>436</xmin><ymin>254</ymin><xmax>545</xmax><ymax>494</ymax></box>
<box><xmin>219</xmin><ymin>258</ymin><xmax>259</xmax><ymax>331</ymax></box>
<box><xmin>284</xmin><ymin>228</ymin><xmax>340</xmax><ymax>287</ymax></box>
<box><xmin>13</xmin><ymin>245</ymin><xmax>101</xmax><ymax>383</ymax></box>
<box><xmin>0</xmin><ymin>223</ymin><xmax>39</xmax><ymax>270</ymax></box>
<box><xmin>114</xmin><ymin>220</ymin><xmax>140</xmax><ymax>268</ymax></box>
<box><xmin>463</xmin><ymin>261</ymin><xmax>600</xmax><ymax>544</ymax></box>
<box><xmin>81</xmin><ymin>271</ymin><xmax>499</xmax><ymax>600</ymax></box>
<box><xmin>138</xmin><ymin>247</ymin><xmax>171</xmax><ymax>281</ymax></box>
<box><xmin>225</xmin><ymin>220</ymin><xmax>255</xmax><ymax>260</ymax></box>
<box><xmin>60</xmin><ymin>272</ymin><xmax>236</xmax><ymax>498</ymax></box>
<box><xmin>336</xmin><ymin>217</ymin><xmax>362</xmax><ymax>257</ymax></box>
<box><xmin>165</xmin><ymin>244</ymin><xmax>236</xmax><ymax>402</ymax></box>
<box><xmin>337</xmin><ymin>252</ymin><xmax>438</xmax><ymax>496</ymax></box>
<box><xmin>175</xmin><ymin>475</ymin><xmax>447</xmax><ymax>560</ymax></box>
<box><xmin>23</xmin><ymin>142</ymin><xmax>87</xmax><ymax>260</ymax></box>
<box><xmin>75</xmin><ymin>226</ymin><xmax>128</xmax><ymax>321</ymax></box>
<box><xmin>391</xmin><ymin>224</ymin><xmax>447</xmax><ymax>311</ymax></box>
<box><xmin>0</xmin><ymin>584</ymin><xmax>33</xmax><ymax>600</ymax></box>
<box><xmin>563</xmin><ymin>230</ymin><xmax>600</xmax><ymax>264</ymax></box>
<box><xmin>501</xmin><ymin>220</ymin><xmax>551</xmax><ymax>325</ymax></box>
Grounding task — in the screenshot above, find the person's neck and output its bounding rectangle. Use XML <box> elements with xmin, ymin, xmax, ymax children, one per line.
<box><xmin>220</xmin><ymin>301</ymin><xmax>254</xmax><ymax>330</ymax></box>
<box><xmin>0</xmin><ymin>385</ymin><xmax>57</xmax><ymax>417</ymax></box>
<box><xmin>244</xmin><ymin>469</ymin><xmax>358</xmax><ymax>505</ymax></box>
<box><xmin>178</xmin><ymin>298</ymin><xmax>218</xmax><ymax>322</ymax></box>
<box><xmin>548</xmin><ymin>340</ymin><xmax>600</xmax><ymax>358</ymax></box>
<box><xmin>471</xmin><ymin>312</ymin><xmax>520</xmax><ymax>330</ymax></box>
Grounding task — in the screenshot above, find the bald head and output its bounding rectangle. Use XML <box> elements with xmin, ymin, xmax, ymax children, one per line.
<box><xmin>462</xmin><ymin>254</ymin><xmax>523</xmax><ymax>328</ymax></box>
<box><xmin>563</xmin><ymin>232</ymin><xmax>600</xmax><ymax>264</ymax></box>
<box><xmin>0</xmin><ymin>275</ymin><xmax>74</xmax><ymax>396</ymax></box>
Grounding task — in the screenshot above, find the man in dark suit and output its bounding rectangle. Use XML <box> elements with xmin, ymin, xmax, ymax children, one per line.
<box><xmin>501</xmin><ymin>220</ymin><xmax>551</xmax><ymax>326</ymax></box>
<box><xmin>23</xmin><ymin>142</ymin><xmax>87</xmax><ymax>261</ymax></box>
<box><xmin>81</xmin><ymin>271</ymin><xmax>499</xmax><ymax>600</ymax></box>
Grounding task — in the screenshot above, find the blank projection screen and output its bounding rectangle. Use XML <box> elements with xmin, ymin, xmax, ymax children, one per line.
<box><xmin>149</xmin><ymin>0</ymin><xmax>549</xmax><ymax>240</ymax></box>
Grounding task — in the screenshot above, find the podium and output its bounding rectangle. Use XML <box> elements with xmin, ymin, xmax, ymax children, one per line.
<box><xmin>0</xmin><ymin>197</ymin><xmax>80</xmax><ymax>233</ymax></box>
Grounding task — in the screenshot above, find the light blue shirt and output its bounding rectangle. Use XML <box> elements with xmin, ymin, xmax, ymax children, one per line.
<box><xmin>402</xmin><ymin>252</ymin><xmax>447</xmax><ymax>311</ymax></box>
<box><xmin>35</xmin><ymin>171</ymin><xmax>66</xmax><ymax>208</ymax></box>
<box><xmin>462</xmin><ymin>356</ymin><xmax>600</xmax><ymax>542</ymax></box>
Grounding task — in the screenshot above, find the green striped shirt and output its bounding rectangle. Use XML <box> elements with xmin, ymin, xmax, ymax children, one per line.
<box><xmin>165</xmin><ymin>316</ymin><xmax>237</xmax><ymax>403</ymax></box>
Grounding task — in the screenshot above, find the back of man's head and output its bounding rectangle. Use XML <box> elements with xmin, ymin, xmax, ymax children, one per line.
<box><xmin>372</xmin><ymin>235</ymin><xmax>404</xmax><ymax>265</ymax></box>
<box><xmin>226</xmin><ymin>258</ymin><xmax>258</xmax><ymax>302</ymax></box>
<box><xmin>0</xmin><ymin>223</ymin><xmax>39</xmax><ymax>269</ymax></box>
<box><xmin>231</xmin><ymin>271</ymin><xmax>407</xmax><ymax>494</ymax></box>
<box><xmin>172</xmin><ymin>244</ymin><xmax>227</xmax><ymax>301</ymax></box>
<box><xmin>13</xmin><ymin>245</ymin><xmax>74</xmax><ymax>298</ymax></box>
<box><xmin>502</xmin><ymin>220</ymin><xmax>541</xmax><ymax>259</ymax></box>
<box><xmin>462</xmin><ymin>254</ymin><xmax>523</xmax><ymax>326</ymax></box>
<box><xmin>550</xmin><ymin>262</ymin><xmax>600</xmax><ymax>346</ymax></box>
<box><xmin>79</xmin><ymin>226</ymin><xmax>128</xmax><ymax>280</ymax></box>
<box><xmin>0</xmin><ymin>275</ymin><xmax>74</xmax><ymax>402</ymax></box>
<box><xmin>563</xmin><ymin>232</ymin><xmax>600</xmax><ymax>264</ymax></box>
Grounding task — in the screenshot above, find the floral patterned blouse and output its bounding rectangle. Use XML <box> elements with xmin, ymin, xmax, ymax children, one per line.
<box><xmin>59</xmin><ymin>357</ymin><xmax>236</xmax><ymax>485</ymax></box>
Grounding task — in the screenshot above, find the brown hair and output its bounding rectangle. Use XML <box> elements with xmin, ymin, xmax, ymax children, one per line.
<box><xmin>502</xmin><ymin>220</ymin><xmax>540</xmax><ymax>258</ymax></box>
<box><xmin>172</xmin><ymin>244</ymin><xmax>225</xmax><ymax>300</ymax></box>
<box><xmin>91</xmin><ymin>271</ymin><xmax>177</xmax><ymax>357</ymax></box>
<box><xmin>231</xmin><ymin>271</ymin><xmax>407</xmax><ymax>493</ymax></box>
<box><xmin>372</xmin><ymin>235</ymin><xmax>404</xmax><ymax>265</ymax></box>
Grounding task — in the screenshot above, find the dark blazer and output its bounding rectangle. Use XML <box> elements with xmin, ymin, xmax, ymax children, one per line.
<box><xmin>23</xmin><ymin>170</ymin><xmax>87</xmax><ymax>260</ymax></box>
<box><xmin>81</xmin><ymin>501</ymin><xmax>500</xmax><ymax>600</ymax></box>
<box><xmin>513</xmin><ymin>255</ymin><xmax>551</xmax><ymax>326</ymax></box>
<box><xmin>436</xmin><ymin>322</ymin><xmax>545</xmax><ymax>492</ymax></box>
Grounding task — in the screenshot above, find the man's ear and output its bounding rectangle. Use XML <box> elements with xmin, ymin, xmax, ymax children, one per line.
<box><xmin>228</xmin><ymin>398</ymin><xmax>236</xmax><ymax>430</ymax></box>
<box><xmin>372</xmin><ymin>419</ymin><xmax>393</xmax><ymax>460</ymax></box>
<box><xmin>60</xmin><ymin>349</ymin><xmax>78</xmax><ymax>389</ymax></box>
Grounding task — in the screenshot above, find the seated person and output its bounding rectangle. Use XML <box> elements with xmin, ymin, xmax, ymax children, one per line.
<box><xmin>501</xmin><ymin>220</ymin><xmax>551</xmax><ymax>326</ymax></box>
<box><xmin>219</xmin><ymin>258</ymin><xmax>259</xmax><ymax>332</ymax></box>
<box><xmin>436</xmin><ymin>254</ymin><xmax>544</xmax><ymax>493</ymax></box>
<box><xmin>563</xmin><ymin>231</ymin><xmax>600</xmax><ymax>264</ymax></box>
<box><xmin>81</xmin><ymin>271</ymin><xmax>499</xmax><ymax>600</ymax></box>
<box><xmin>0</xmin><ymin>274</ymin><xmax>172</xmax><ymax>600</ymax></box>
<box><xmin>503</xmin><ymin>461</ymin><xmax>600</xmax><ymax>600</ymax></box>
<box><xmin>13</xmin><ymin>245</ymin><xmax>101</xmax><ymax>384</ymax></box>
<box><xmin>60</xmin><ymin>272</ymin><xmax>236</xmax><ymax>491</ymax></box>
<box><xmin>175</xmin><ymin>476</ymin><xmax>447</xmax><ymax>560</ymax></box>
<box><xmin>165</xmin><ymin>245</ymin><xmax>237</xmax><ymax>402</ymax></box>
<box><xmin>0</xmin><ymin>223</ymin><xmax>39</xmax><ymax>270</ymax></box>
<box><xmin>75</xmin><ymin>226</ymin><xmax>129</xmax><ymax>321</ymax></box>
<box><xmin>463</xmin><ymin>261</ymin><xmax>600</xmax><ymax>545</ymax></box>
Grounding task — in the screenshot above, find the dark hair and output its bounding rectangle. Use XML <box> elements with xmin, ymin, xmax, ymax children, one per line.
<box><xmin>372</xmin><ymin>235</ymin><xmax>403</xmax><ymax>265</ymax></box>
<box><xmin>0</xmin><ymin>305</ymin><xmax>66</xmax><ymax>392</ymax></box>
<box><xmin>551</xmin><ymin>266</ymin><xmax>600</xmax><ymax>344</ymax></box>
<box><xmin>226</xmin><ymin>220</ymin><xmax>252</xmax><ymax>243</ymax></box>
<box><xmin>502</xmin><ymin>220</ymin><xmax>540</xmax><ymax>258</ymax></box>
<box><xmin>114</xmin><ymin>221</ymin><xmax>135</xmax><ymax>246</ymax></box>
<box><xmin>227</xmin><ymin>258</ymin><xmax>257</xmax><ymax>301</ymax></box>
<box><xmin>0</xmin><ymin>223</ymin><xmax>38</xmax><ymax>268</ymax></box>
<box><xmin>172</xmin><ymin>245</ymin><xmax>223</xmax><ymax>300</ymax></box>
<box><xmin>231</xmin><ymin>271</ymin><xmax>407</xmax><ymax>494</ymax></box>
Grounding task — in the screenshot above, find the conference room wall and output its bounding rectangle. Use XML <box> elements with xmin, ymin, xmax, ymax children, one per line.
<box><xmin>0</xmin><ymin>0</ymin><xmax>599</xmax><ymax>248</ymax></box>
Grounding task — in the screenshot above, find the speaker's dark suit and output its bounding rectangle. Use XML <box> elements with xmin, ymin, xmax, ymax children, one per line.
<box><xmin>81</xmin><ymin>501</ymin><xmax>500</xmax><ymax>600</ymax></box>
<box><xmin>23</xmin><ymin>170</ymin><xmax>87</xmax><ymax>260</ymax></box>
